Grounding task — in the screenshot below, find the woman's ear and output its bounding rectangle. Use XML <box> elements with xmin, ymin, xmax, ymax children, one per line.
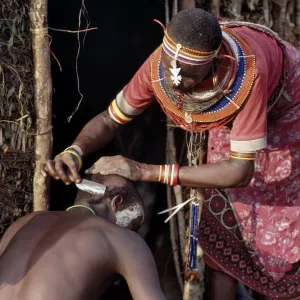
<box><xmin>110</xmin><ymin>195</ymin><xmax>123</xmax><ymax>213</ymax></box>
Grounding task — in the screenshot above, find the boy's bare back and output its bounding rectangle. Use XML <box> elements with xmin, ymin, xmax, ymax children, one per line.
<box><xmin>0</xmin><ymin>211</ymin><xmax>166</xmax><ymax>300</ymax></box>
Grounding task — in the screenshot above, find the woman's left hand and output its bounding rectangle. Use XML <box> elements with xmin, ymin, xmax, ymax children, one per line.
<box><xmin>85</xmin><ymin>155</ymin><xmax>144</xmax><ymax>181</ymax></box>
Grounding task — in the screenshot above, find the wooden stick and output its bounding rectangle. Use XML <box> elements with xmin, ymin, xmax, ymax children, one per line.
<box><xmin>166</xmin><ymin>120</ymin><xmax>184</xmax><ymax>292</ymax></box>
<box><xmin>165</xmin><ymin>0</ymin><xmax>170</xmax><ymax>25</ymax></box>
<box><xmin>211</xmin><ymin>0</ymin><xmax>220</xmax><ymax>17</ymax></box>
<box><xmin>172</xmin><ymin>0</ymin><xmax>178</xmax><ymax>17</ymax></box>
<box><xmin>167</xmin><ymin>124</ymin><xmax>186</xmax><ymax>264</ymax></box>
<box><xmin>180</xmin><ymin>0</ymin><xmax>195</xmax><ymax>10</ymax></box>
<box><xmin>29</xmin><ymin>0</ymin><xmax>52</xmax><ymax>211</ymax></box>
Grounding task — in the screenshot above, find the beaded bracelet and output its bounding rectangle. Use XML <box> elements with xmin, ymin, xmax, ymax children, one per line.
<box><xmin>230</xmin><ymin>151</ymin><xmax>256</xmax><ymax>160</ymax></box>
<box><xmin>158</xmin><ymin>164</ymin><xmax>180</xmax><ymax>186</ymax></box>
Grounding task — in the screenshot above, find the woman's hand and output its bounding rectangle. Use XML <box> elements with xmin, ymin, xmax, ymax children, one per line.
<box><xmin>42</xmin><ymin>152</ymin><xmax>81</xmax><ymax>185</ymax></box>
<box><xmin>85</xmin><ymin>155</ymin><xmax>143</xmax><ymax>181</ymax></box>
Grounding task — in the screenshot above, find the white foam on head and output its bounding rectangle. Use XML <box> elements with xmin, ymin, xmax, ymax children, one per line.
<box><xmin>115</xmin><ymin>204</ymin><xmax>144</xmax><ymax>228</ymax></box>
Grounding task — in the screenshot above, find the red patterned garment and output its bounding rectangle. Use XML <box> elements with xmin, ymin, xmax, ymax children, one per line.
<box><xmin>205</xmin><ymin>40</ymin><xmax>300</xmax><ymax>298</ymax></box>
<box><xmin>110</xmin><ymin>23</ymin><xmax>300</xmax><ymax>299</ymax></box>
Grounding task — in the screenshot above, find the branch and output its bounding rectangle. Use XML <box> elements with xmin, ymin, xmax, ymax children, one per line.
<box><xmin>48</xmin><ymin>27</ymin><xmax>97</xmax><ymax>33</ymax></box>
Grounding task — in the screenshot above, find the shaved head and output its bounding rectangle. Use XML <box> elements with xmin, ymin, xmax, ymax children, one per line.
<box><xmin>75</xmin><ymin>174</ymin><xmax>144</xmax><ymax>231</ymax></box>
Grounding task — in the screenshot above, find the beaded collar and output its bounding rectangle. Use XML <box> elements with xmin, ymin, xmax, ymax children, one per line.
<box><xmin>150</xmin><ymin>27</ymin><xmax>256</xmax><ymax>132</ymax></box>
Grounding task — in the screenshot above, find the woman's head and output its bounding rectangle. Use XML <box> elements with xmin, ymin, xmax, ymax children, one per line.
<box><xmin>162</xmin><ymin>8</ymin><xmax>222</xmax><ymax>92</ymax></box>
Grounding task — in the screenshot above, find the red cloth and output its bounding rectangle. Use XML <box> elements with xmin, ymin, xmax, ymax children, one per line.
<box><xmin>207</xmin><ymin>40</ymin><xmax>300</xmax><ymax>282</ymax></box>
<box><xmin>230</xmin><ymin>27</ymin><xmax>282</xmax><ymax>146</ymax></box>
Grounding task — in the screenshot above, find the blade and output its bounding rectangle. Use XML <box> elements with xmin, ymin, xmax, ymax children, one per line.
<box><xmin>76</xmin><ymin>179</ymin><xmax>106</xmax><ymax>196</ymax></box>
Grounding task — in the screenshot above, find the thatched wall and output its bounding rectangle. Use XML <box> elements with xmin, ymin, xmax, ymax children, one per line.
<box><xmin>0</xmin><ymin>0</ymin><xmax>34</xmax><ymax>236</ymax></box>
<box><xmin>198</xmin><ymin>0</ymin><xmax>300</xmax><ymax>48</ymax></box>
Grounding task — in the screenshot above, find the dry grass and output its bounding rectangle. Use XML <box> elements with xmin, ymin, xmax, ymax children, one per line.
<box><xmin>0</xmin><ymin>0</ymin><xmax>34</xmax><ymax>236</ymax></box>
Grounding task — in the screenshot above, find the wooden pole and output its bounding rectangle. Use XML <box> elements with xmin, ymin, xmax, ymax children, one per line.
<box><xmin>211</xmin><ymin>0</ymin><xmax>220</xmax><ymax>17</ymax></box>
<box><xmin>29</xmin><ymin>0</ymin><xmax>52</xmax><ymax>211</ymax></box>
<box><xmin>180</xmin><ymin>0</ymin><xmax>195</xmax><ymax>10</ymax></box>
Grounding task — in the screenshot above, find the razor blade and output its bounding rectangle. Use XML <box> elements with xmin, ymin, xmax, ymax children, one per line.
<box><xmin>76</xmin><ymin>179</ymin><xmax>106</xmax><ymax>196</ymax></box>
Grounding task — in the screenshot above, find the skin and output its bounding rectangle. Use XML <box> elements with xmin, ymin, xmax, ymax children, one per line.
<box><xmin>206</xmin><ymin>267</ymin><xmax>237</xmax><ymax>300</ymax></box>
<box><xmin>161</xmin><ymin>50</ymin><xmax>214</xmax><ymax>93</ymax></box>
<box><xmin>0</xmin><ymin>176</ymin><xmax>166</xmax><ymax>300</ymax></box>
<box><xmin>42</xmin><ymin>38</ymin><xmax>255</xmax><ymax>298</ymax></box>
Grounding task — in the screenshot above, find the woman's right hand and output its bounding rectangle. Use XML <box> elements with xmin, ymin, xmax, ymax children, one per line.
<box><xmin>41</xmin><ymin>152</ymin><xmax>81</xmax><ymax>185</ymax></box>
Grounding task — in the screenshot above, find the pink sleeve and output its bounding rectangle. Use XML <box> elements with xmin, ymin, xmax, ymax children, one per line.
<box><xmin>116</xmin><ymin>53</ymin><xmax>155</xmax><ymax>116</ymax></box>
<box><xmin>230</xmin><ymin>74</ymin><xmax>268</xmax><ymax>152</ymax></box>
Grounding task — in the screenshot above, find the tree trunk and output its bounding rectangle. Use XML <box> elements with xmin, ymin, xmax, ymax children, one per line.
<box><xmin>29</xmin><ymin>0</ymin><xmax>52</xmax><ymax>211</ymax></box>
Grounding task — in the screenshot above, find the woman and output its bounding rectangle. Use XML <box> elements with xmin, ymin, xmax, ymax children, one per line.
<box><xmin>44</xmin><ymin>8</ymin><xmax>300</xmax><ymax>300</ymax></box>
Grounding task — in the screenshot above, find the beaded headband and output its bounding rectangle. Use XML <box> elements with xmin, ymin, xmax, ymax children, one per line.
<box><xmin>162</xmin><ymin>31</ymin><xmax>220</xmax><ymax>66</ymax></box>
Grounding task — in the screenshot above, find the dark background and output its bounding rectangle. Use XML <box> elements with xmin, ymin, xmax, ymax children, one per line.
<box><xmin>48</xmin><ymin>0</ymin><xmax>165</xmax><ymax>209</ymax></box>
<box><xmin>48</xmin><ymin>0</ymin><xmax>180</xmax><ymax>299</ymax></box>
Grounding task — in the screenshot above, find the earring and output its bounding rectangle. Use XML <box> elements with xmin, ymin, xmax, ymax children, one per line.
<box><xmin>169</xmin><ymin>44</ymin><xmax>182</xmax><ymax>86</ymax></box>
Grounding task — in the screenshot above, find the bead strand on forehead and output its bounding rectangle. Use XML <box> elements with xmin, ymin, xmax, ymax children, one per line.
<box><xmin>162</xmin><ymin>30</ymin><xmax>220</xmax><ymax>87</ymax></box>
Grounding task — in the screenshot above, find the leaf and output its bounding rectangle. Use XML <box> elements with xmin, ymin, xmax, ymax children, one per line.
<box><xmin>7</xmin><ymin>86</ymin><xmax>15</xmax><ymax>99</ymax></box>
<box><xmin>7</xmin><ymin>34</ymin><xmax>14</xmax><ymax>53</ymax></box>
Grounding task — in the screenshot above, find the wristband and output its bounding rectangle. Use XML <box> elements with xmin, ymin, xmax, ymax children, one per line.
<box><xmin>61</xmin><ymin>149</ymin><xmax>83</xmax><ymax>171</ymax></box>
<box><xmin>65</xmin><ymin>144</ymin><xmax>84</xmax><ymax>157</ymax></box>
<box><xmin>158</xmin><ymin>164</ymin><xmax>180</xmax><ymax>186</ymax></box>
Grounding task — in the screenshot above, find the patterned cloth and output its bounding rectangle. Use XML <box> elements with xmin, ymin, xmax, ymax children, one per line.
<box><xmin>204</xmin><ymin>41</ymin><xmax>300</xmax><ymax>298</ymax></box>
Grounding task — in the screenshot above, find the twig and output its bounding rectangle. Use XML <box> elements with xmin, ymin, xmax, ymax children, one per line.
<box><xmin>16</xmin><ymin>114</ymin><xmax>28</xmax><ymax>122</ymax></box>
<box><xmin>0</xmin><ymin>120</ymin><xmax>52</xmax><ymax>136</ymax></box>
<box><xmin>66</xmin><ymin>0</ymin><xmax>90</xmax><ymax>122</ymax></box>
<box><xmin>48</xmin><ymin>27</ymin><xmax>97</xmax><ymax>33</ymax></box>
<box><xmin>48</xmin><ymin>35</ymin><xmax>62</xmax><ymax>72</ymax></box>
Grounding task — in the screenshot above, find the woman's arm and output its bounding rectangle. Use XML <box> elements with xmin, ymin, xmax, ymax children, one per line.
<box><xmin>86</xmin><ymin>155</ymin><xmax>255</xmax><ymax>189</ymax></box>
